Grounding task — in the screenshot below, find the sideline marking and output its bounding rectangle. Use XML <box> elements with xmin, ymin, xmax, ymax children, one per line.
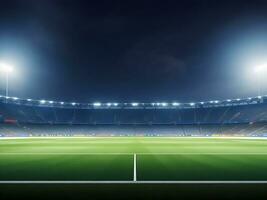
<box><xmin>1</xmin><ymin>181</ymin><xmax>267</xmax><ymax>184</ymax></box>
<box><xmin>1</xmin><ymin>136</ymin><xmax>267</xmax><ymax>140</ymax></box>
<box><xmin>1</xmin><ymin>152</ymin><xmax>267</xmax><ymax>155</ymax></box>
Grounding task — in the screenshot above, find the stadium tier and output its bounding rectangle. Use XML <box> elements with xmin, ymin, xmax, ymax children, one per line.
<box><xmin>0</xmin><ymin>123</ymin><xmax>267</xmax><ymax>137</ymax></box>
<box><xmin>0</xmin><ymin>97</ymin><xmax>267</xmax><ymax>136</ymax></box>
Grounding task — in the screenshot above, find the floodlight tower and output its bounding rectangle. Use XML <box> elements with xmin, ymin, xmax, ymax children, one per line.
<box><xmin>254</xmin><ymin>64</ymin><xmax>267</xmax><ymax>96</ymax></box>
<box><xmin>0</xmin><ymin>62</ymin><xmax>14</xmax><ymax>98</ymax></box>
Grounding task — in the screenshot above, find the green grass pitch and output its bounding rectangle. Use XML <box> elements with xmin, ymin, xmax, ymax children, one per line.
<box><xmin>1</xmin><ymin>137</ymin><xmax>267</xmax><ymax>181</ymax></box>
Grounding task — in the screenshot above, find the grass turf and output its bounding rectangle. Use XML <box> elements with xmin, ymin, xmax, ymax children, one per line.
<box><xmin>1</xmin><ymin>137</ymin><xmax>267</xmax><ymax>181</ymax></box>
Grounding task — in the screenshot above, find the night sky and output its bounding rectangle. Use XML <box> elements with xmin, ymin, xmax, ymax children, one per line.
<box><xmin>1</xmin><ymin>0</ymin><xmax>267</xmax><ymax>102</ymax></box>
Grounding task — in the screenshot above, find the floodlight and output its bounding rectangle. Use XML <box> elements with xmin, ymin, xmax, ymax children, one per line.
<box><xmin>0</xmin><ymin>62</ymin><xmax>13</xmax><ymax>73</ymax></box>
<box><xmin>40</xmin><ymin>100</ymin><xmax>46</xmax><ymax>104</ymax></box>
<box><xmin>93</xmin><ymin>102</ymin><xmax>101</xmax><ymax>106</ymax></box>
<box><xmin>227</xmin><ymin>99</ymin><xmax>231</xmax><ymax>102</ymax></box>
<box><xmin>200</xmin><ymin>102</ymin><xmax>204</xmax><ymax>104</ymax></box>
<box><xmin>12</xmin><ymin>97</ymin><xmax>18</xmax><ymax>100</ymax></box>
<box><xmin>257</xmin><ymin>96</ymin><xmax>262</xmax><ymax>99</ymax></box>
<box><xmin>60</xmin><ymin>102</ymin><xmax>64</xmax><ymax>105</ymax></box>
<box><xmin>190</xmin><ymin>102</ymin><xmax>195</xmax><ymax>106</ymax></box>
<box><xmin>131</xmin><ymin>103</ymin><xmax>139</xmax><ymax>106</ymax></box>
<box><xmin>49</xmin><ymin>101</ymin><xmax>54</xmax><ymax>104</ymax></box>
<box><xmin>236</xmin><ymin>98</ymin><xmax>240</xmax><ymax>101</ymax></box>
<box><xmin>27</xmin><ymin>99</ymin><xmax>32</xmax><ymax>102</ymax></box>
<box><xmin>107</xmin><ymin>103</ymin><xmax>112</xmax><ymax>106</ymax></box>
<box><xmin>161</xmin><ymin>103</ymin><xmax>168</xmax><ymax>106</ymax></box>
<box><xmin>172</xmin><ymin>102</ymin><xmax>180</xmax><ymax>106</ymax></box>
<box><xmin>71</xmin><ymin>102</ymin><xmax>76</xmax><ymax>106</ymax></box>
<box><xmin>254</xmin><ymin>64</ymin><xmax>267</xmax><ymax>73</ymax></box>
<box><xmin>113</xmin><ymin>103</ymin><xmax>118</xmax><ymax>106</ymax></box>
<box><xmin>214</xmin><ymin>100</ymin><xmax>219</xmax><ymax>103</ymax></box>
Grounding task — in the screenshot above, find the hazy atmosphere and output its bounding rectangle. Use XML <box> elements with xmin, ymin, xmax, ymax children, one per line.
<box><xmin>1</xmin><ymin>0</ymin><xmax>267</xmax><ymax>102</ymax></box>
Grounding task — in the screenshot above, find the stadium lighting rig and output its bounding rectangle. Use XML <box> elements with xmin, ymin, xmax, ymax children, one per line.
<box><xmin>0</xmin><ymin>62</ymin><xmax>14</xmax><ymax>98</ymax></box>
<box><xmin>93</xmin><ymin>102</ymin><xmax>101</xmax><ymax>107</ymax></box>
<box><xmin>40</xmin><ymin>100</ymin><xmax>46</xmax><ymax>104</ymax></box>
<box><xmin>172</xmin><ymin>102</ymin><xmax>180</xmax><ymax>106</ymax></box>
<box><xmin>254</xmin><ymin>64</ymin><xmax>267</xmax><ymax>74</ymax></box>
<box><xmin>131</xmin><ymin>102</ymin><xmax>139</xmax><ymax>106</ymax></box>
<box><xmin>254</xmin><ymin>64</ymin><xmax>267</xmax><ymax>96</ymax></box>
<box><xmin>161</xmin><ymin>102</ymin><xmax>168</xmax><ymax>106</ymax></box>
<box><xmin>0</xmin><ymin>93</ymin><xmax>265</xmax><ymax>109</ymax></box>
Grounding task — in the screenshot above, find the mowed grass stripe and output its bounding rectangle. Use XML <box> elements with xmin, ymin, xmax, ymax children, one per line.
<box><xmin>1</xmin><ymin>138</ymin><xmax>267</xmax><ymax>155</ymax></box>
<box><xmin>1</xmin><ymin>138</ymin><xmax>267</xmax><ymax>181</ymax></box>
<box><xmin>0</xmin><ymin>154</ymin><xmax>134</xmax><ymax>181</ymax></box>
<box><xmin>138</xmin><ymin>154</ymin><xmax>267</xmax><ymax>181</ymax></box>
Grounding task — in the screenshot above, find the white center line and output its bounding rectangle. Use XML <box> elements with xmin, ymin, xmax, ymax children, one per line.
<box><xmin>1</xmin><ymin>181</ymin><xmax>267</xmax><ymax>184</ymax></box>
<box><xmin>133</xmin><ymin>154</ymin><xmax>137</xmax><ymax>181</ymax></box>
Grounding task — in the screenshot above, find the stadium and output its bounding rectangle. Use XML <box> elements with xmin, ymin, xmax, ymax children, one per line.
<box><xmin>1</xmin><ymin>95</ymin><xmax>267</xmax><ymax>184</ymax></box>
<box><xmin>2</xmin><ymin>1</ymin><xmax>267</xmax><ymax>199</ymax></box>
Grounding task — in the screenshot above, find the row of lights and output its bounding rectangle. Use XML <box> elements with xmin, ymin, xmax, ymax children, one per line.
<box><xmin>0</xmin><ymin>95</ymin><xmax>264</xmax><ymax>107</ymax></box>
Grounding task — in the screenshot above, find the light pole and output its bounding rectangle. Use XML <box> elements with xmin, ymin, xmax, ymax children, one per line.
<box><xmin>254</xmin><ymin>64</ymin><xmax>267</xmax><ymax>96</ymax></box>
<box><xmin>0</xmin><ymin>62</ymin><xmax>14</xmax><ymax>98</ymax></box>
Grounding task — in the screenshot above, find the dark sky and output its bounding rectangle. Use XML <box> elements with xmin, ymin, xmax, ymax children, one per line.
<box><xmin>1</xmin><ymin>0</ymin><xmax>267</xmax><ymax>102</ymax></box>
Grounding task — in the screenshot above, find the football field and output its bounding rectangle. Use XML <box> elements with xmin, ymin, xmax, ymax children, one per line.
<box><xmin>1</xmin><ymin>137</ymin><xmax>267</xmax><ymax>182</ymax></box>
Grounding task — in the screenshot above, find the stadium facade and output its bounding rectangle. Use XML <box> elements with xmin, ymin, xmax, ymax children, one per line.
<box><xmin>0</xmin><ymin>95</ymin><xmax>267</xmax><ymax>137</ymax></box>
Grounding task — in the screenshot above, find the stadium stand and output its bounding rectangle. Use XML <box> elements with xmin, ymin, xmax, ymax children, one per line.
<box><xmin>0</xmin><ymin>97</ymin><xmax>267</xmax><ymax>137</ymax></box>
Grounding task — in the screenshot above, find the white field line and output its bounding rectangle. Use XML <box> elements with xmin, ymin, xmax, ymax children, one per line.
<box><xmin>1</xmin><ymin>136</ymin><xmax>267</xmax><ymax>140</ymax></box>
<box><xmin>1</xmin><ymin>181</ymin><xmax>267</xmax><ymax>184</ymax></box>
<box><xmin>133</xmin><ymin>154</ymin><xmax>137</xmax><ymax>181</ymax></box>
<box><xmin>0</xmin><ymin>141</ymin><xmax>234</xmax><ymax>144</ymax></box>
<box><xmin>2</xmin><ymin>152</ymin><xmax>267</xmax><ymax>155</ymax></box>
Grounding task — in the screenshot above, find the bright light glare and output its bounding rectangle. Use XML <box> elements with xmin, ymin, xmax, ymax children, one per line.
<box><xmin>0</xmin><ymin>62</ymin><xmax>14</xmax><ymax>73</ymax></box>
<box><xmin>254</xmin><ymin>64</ymin><xmax>267</xmax><ymax>74</ymax></box>
<box><xmin>172</xmin><ymin>102</ymin><xmax>180</xmax><ymax>106</ymax></box>
<box><xmin>131</xmin><ymin>103</ymin><xmax>139</xmax><ymax>106</ymax></box>
<box><xmin>93</xmin><ymin>102</ymin><xmax>101</xmax><ymax>106</ymax></box>
<box><xmin>40</xmin><ymin>100</ymin><xmax>46</xmax><ymax>104</ymax></box>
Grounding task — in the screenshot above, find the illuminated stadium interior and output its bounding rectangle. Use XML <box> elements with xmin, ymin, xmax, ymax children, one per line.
<box><xmin>0</xmin><ymin>94</ymin><xmax>266</xmax><ymax>109</ymax></box>
<box><xmin>0</xmin><ymin>94</ymin><xmax>267</xmax><ymax>137</ymax></box>
<box><xmin>2</xmin><ymin>1</ymin><xmax>267</xmax><ymax>199</ymax></box>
